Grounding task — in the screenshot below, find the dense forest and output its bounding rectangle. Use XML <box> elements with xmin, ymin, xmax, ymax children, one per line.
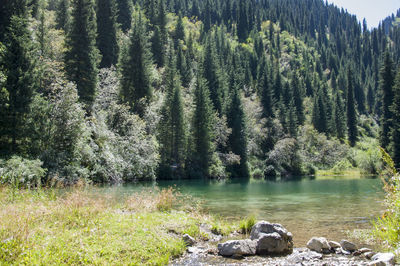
<box><xmin>1</xmin><ymin>0</ymin><xmax>400</xmax><ymax>185</ymax></box>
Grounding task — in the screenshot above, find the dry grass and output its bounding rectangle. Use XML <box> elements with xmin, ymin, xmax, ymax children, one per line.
<box><xmin>0</xmin><ymin>186</ymin><xmax>224</xmax><ymax>265</ymax></box>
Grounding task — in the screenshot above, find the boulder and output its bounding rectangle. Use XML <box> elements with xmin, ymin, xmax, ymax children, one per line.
<box><xmin>370</xmin><ymin>253</ymin><xmax>395</xmax><ymax>265</ymax></box>
<box><xmin>250</xmin><ymin>221</ymin><xmax>293</xmax><ymax>255</ymax></box>
<box><xmin>365</xmin><ymin>252</ymin><xmax>377</xmax><ymax>259</ymax></box>
<box><xmin>183</xmin><ymin>234</ymin><xmax>195</xmax><ymax>246</ymax></box>
<box><xmin>340</xmin><ymin>240</ymin><xmax>357</xmax><ymax>252</ymax></box>
<box><xmin>328</xmin><ymin>241</ymin><xmax>341</xmax><ymax>249</ymax></box>
<box><xmin>307</xmin><ymin>237</ymin><xmax>331</xmax><ymax>253</ymax></box>
<box><xmin>256</xmin><ymin>232</ymin><xmax>292</xmax><ymax>255</ymax></box>
<box><xmin>217</xmin><ymin>239</ymin><xmax>257</xmax><ymax>257</ymax></box>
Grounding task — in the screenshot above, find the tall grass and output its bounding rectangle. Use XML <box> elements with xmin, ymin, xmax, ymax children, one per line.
<box><xmin>0</xmin><ymin>186</ymin><xmax>215</xmax><ymax>265</ymax></box>
<box><xmin>372</xmin><ymin>149</ymin><xmax>400</xmax><ymax>251</ymax></box>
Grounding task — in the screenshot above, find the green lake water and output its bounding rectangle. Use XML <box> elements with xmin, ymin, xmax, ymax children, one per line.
<box><xmin>100</xmin><ymin>176</ymin><xmax>384</xmax><ymax>246</ymax></box>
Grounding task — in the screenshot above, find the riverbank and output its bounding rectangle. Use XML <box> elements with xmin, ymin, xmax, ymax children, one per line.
<box><xmin>0</xmin><ymin>186</ymin><xmax>236</xmax><ymax>264</ymax></box>
<box><xmin>0</xmin><ymin>185</ymin><xmax>386</xmax><ymax>265</ymax></box>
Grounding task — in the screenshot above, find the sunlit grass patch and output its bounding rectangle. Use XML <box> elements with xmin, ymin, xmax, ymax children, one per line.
<box><xmin>0</xmin><ymin>186</ymin><xmax>226</xmax><ymax>265</ymax></box>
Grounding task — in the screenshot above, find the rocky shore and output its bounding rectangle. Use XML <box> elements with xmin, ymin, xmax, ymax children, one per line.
<box><xmin>172</xmin><ymin>221</ymin><xmax>396</xmax><ymax>266</ymax></box>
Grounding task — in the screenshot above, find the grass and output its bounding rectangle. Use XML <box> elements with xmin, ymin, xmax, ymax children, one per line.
<box><xmin>315</xmin><ymin>169</ymin><xmax>364</xmax><ymax>178</ymax></box>
<box><xmin>0</xmin><ymin>186</ymin><xmax>236</xmax><ymax>265</ymax></box>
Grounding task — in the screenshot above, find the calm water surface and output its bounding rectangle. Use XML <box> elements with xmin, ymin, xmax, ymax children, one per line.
<box><xmin>100</xmin><ymin>177</ymin><xmax>384</xmax><ymax>246</ymax></box>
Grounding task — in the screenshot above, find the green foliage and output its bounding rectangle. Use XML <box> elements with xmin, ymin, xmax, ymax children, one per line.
<box><xmin>65</xmin><ymin>0</ymin><xmax>99</xmax><ymax>109</ymax></box>
<box><xmin>390</xmin><ymin>67</ymin><xmax>400</xmax><ymax>170</ymax></box>
<box><xmin>1</xmin><ymin>15</ymin><xmax>38</xmax><ymax>154</ymax></box>
<box><xmin>347</xmin><ymin>69</ymin><xmax>358</xmax><ymax>147</ymax></box>
<box><xmin>239</xmin><ymin>215</ymin><xmax>256</xmax><ymax>234</ymax></box>
<box><xmin>0</xmin><ymin>156</ymin><xmax>46</xmax><ymax>189</ymax></box>
<box><xmin>96</xmin><ymin>0</ymin><xmax>119</xmax><ymax>68</ymax></box>
<box><xmin>380</xmin><ymin>52</ymin><xmax>395</xmax><ymax>150</ymax></box>
<box><xmin>115</xmin><ymin>0</ymin><xmax>132</xmax><ymax>32</ymax></box>
<box><xmin>119</xmin><ymin>8</ymin><xmax>153</xmax><ymax>116</ymax></box>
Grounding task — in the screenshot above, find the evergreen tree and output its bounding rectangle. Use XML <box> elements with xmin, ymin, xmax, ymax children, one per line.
<box><xmin>391</xmin><ymin>68</ymin><xmax>400</xmax><ymax>170</ymax></box>
<box><xmin>260</xmin><ymin>64</ymin><xmax>274</xmax><ymax>118</ymax></box>
<box><xmin>237</xmin><ymin>0</ymin><xmax>248</xmax><ymax>42</ymax></box>
<box><xmin>312</xmin><ymin>91</ymin><xmax>327</xmax><ymax>134</ymax></box>
<box><xmin>176</xmin><ymin>44</ymin><xmax>191</xmax><ymax>88</ymax></box>
<box><xmin>96</xmin><ymin>0</ymin><xmax>119</xmax><ymax>68</ymax></box>
<box><xmin>334</xmin><ymin>92</ymin><xmax>346</xmax><ymax>140</ymax></box>
<box><xmin>203</xmin><ymin>38</ymin><xmax>225</xmax><ymax>114</ymax></box>
<box><xmin>56</xmin><ymin>0</ymin><xmax>70</xmax><ymax>31</ymax></box>
<box><xmin>2</xmin><ymin>16</ymin><xmax>38</xmax><ymax>153</ymax></box>
<box><xmin>65</xmin><ymin>0</ymin><xmax>99</xmax><ymax>110</ymax></box>
<box><xmin>151</xmin><ymin>26</ymin><xmax>165</xmax><ymax>68</ymax></box>
<box><xmin>115</xmin><ymin>0</ymin><xmax>132</xmax><ymax>32</ymax></box>
<box><xmin>158</xmin><ymin>46</ymin><xmax>186</xmax><ymax>178</ymax></box>
<box><xmin>175</xmin><ymin>12</ymin><xmax>185</xmax><ymax>44</ymax></box>
<box><xmin>291</xmin><ymin>72</ymin><xmax>305</xmax><ymax>125</ymax></box>
<box><xmin>120</xmin><ymin>9</ymin><xmax>153</xmax><ymax>116</ymax></box>
<box><xmin>191</xmin><ymin>74</ymin><xmax>215</xmax><ymax>177</ymax></box>
<box><xmin>347</xmin><ymin>69</ymin><xmax>358</xmax><ymax>147</ymax></box>
<box><xmin>379</xmin><ymin>52</ymin><xmax>395</xmax><ymax>150</ymax></box>
<box><xmin>227</xmin><ymin>88</ymin><xmax>249</xmax><ymax>178</ymax></box>
<box><xmin>0</xmin><ymin>0</ymin><xmax>28</xmax><ymax>42</ymax></box>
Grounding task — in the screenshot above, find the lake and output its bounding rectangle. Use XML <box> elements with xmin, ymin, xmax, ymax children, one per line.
<box><xmin>99</xmin><ymin>176</ymin><xmax>384</xmax><ymax>247</ymax></box>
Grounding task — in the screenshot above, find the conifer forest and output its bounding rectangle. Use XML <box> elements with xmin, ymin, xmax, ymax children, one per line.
<box><xmin>1</xmin><ymin>0</ymin><xmax>400</xmax><ymax>185</ymax></box>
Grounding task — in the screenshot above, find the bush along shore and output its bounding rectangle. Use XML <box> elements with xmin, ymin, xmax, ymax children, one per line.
<box><xmin>0</xmin><ymin>184</ymin><xmax>396</xmax><ymax>265</ymax></box>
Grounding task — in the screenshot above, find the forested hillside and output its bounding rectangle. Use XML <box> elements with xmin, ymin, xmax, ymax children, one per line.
<box><xmin>1</xmin><ymin>0</ymin><xmax>400</xmax><ymax>185</ymax></box>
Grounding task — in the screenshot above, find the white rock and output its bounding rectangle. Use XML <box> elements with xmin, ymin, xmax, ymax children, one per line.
<box><xmin>182</xmin><ymin>234</ymin><xmax>195</xmax><ymax>246</ymax></box>
<box><xmin>307</xmin><ymin>237</ymin><xmax>331</xmax><ymax>253</ymax></box>
<box><xmin>370</xmin><ymin>252</ymin><xmax>395</xmax><ymax>265</ymax></box>
<box><xmin>328</xmin><ymin>241</ymin><xmax>341</xmax><ymax>249</ymax></box>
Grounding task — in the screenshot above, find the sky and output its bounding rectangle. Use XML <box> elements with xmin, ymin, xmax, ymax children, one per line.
<box><xmin>327</xmin><ymin>0</ymin><xmax>400</xmax><ymax>28</ymax></box>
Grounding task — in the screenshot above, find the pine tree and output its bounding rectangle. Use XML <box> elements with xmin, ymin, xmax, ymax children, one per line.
<box><xmin>2</xmin><ymin>15</ymin><xmax>38</xmax><ymax>153</ymax></box>
<box><xmin>191</xmin><ymin>74</ymin><xmax>215</xmax><ymax>177</ymax></box>
<box><xmin>379</xmin><ymin>52</ymin><xmax>395</xmax><ymax>150</ymax></box>
<box><xmin>291</xmin><ymin>72</ymin><xmax>305</xmax><ymax>125</ymax></box>
<box><xmin>175</xmin><ymin>12</ymin><xmax>185</xmax><ymax>44</ymax></box>
<box><xmin>347</xmin><ymin>69</ymin><xmax>358</xmax><ymax>147</ymax></box>
<box><xmin>96</xmin><ymin>0</ymin><xmax>119</xmax><ymax>68</ymax></box>
<box><xmin>176</xmin><ymin>44</ymin><xmax>191</xmax><ymax>88</ymax></box>
<box><xmin>260</xmin><ymin>64</ymin><xmax>274</xmax><ymax>118</ymax></box>
<box><xmin>120</xmin><ymin>9</ymin><xmax>153</xmax><ymax>116</ymax></box>
<box><xmin>151</xmin><ymin>26</ymin><xmax>165</xmax><ymax>67</ymax></box>
<box><xmin>56</xmin><ymin>0</ymin><xmax>70</xmax><ymax>31</ymax></box>
<box><xmin>158</xmin><ymin>46</ymin><xmax>186</xmax><ymax>178</ymax></box>
<box><xmin>391</xmin><ymin>68</ymin><xmax>400</xmax><ymax>170</ymax></box>
<box><xmin>334</xmin><ymin>92</ymin><xmax>346</xmax><ymax>140</ymax></box>
<box><xmin>65</xmin><ymin>0</ymin><xmax>99</xmax><ymax>110</ymax></box>
<box><xmin>115</xmin><ymin>0</ymin><xmax>132</xmax><ymax>32</ymax></box>
<box><xmin>227</xmin><ymin>88</ymin><xmax>249</xmax><ymax>178</ymax></box>
<box><xmin>312</xmin><ymin>90</ymin><xmax>327</xmax><ymax>134</ymax></box>
<box><xmin>237</xmin><ymin>0</ymin><xmax>248</xmax><ymax>42</ymax></box>
<box><xmin>203</xmin><ymin>38</ymin><xmax>225</xmax><ymax>114</ymax></box>
<box><xmin>0</xmin><ymin>0</ymin><xmax>27</xmax><ymax>42</ymax></box>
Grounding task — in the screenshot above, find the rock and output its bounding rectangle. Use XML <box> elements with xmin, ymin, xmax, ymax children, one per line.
<box><xmin>359</xmin><ymin>248</ymin><xmax>373</xmax><ymax>253</ymax></box>
<box><xmin>217</xmin><ymin>239</ymin><xmax>257</xmax><ymax>257</ymax></box>
<box><xmin>370</xmin><ymin>253</ymin><xmax>395</xmax><ymax>265</ymax></box>
<box><xmin>183</xmin><ymin>234</ymin><xmax>195</xmax><ymax>246</ymax></box>
<box><xmin>307</xmin><ymin>237</ymin><xmax>331</xmax><ymax>253</ymax></box>
<box><xmin>250</xmin><ymin>221</ymin><xmax>293</xmax><ymax>255</ymax></box>
<box><xmin>340</xmin><ymin>240</ymin><xmax>357</xmax><ymax>252</ymax></box>
<box><xmin>329</xmin><ymin>241</ymin><xmax>341</xmax><ymax>249</ymax></box>
<box><xmin>365</xmin><ymin>252</ymin><xmax>376</xmax><ymax>259</ymax></box>
<box><xmin>256</xmin><ymin>232</ymin><xmax>292</xmax><ymax>255</ymax></box>
<box><xmin>353</xmin><ymin>250</ymin><xmax>362</xmax><ymax>256</ymax></box>
<box><xmin>287</xmin><ymin>250</ymin><xmax>323</xmax><ymax>264</ymax></box>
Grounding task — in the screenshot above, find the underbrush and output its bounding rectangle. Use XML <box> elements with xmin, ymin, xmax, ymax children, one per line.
<box><xmin>0</xmin><ymin>186</ymin><xmax>235</xmax><ymax>265</ymax></box>
<box><xmin>372</xmin><ymin>149</ymin><xmax>400</xmax><ymax>252</ymax></box>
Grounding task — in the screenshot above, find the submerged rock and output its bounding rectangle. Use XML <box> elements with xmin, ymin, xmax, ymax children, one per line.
<box><xmin>307</xmin><ymin>237</ymin><xmax>331</xmax><ymax>253</ymax></box>
<box><xmin>217</xmin><ymin>239</ymin><xmax>257</xmax><ymax>257</ymax></box>
<box><xmin>369</xmin><ymin>252</ymin><xmax>395</xmax><ymax>265</ymax></box>
<box><xmin>340</xmin><ymin>240</ymin><xmax>357</xmax><ymax>252</ymax></box>
<box><xmin>250</xmin><ymin>221</ymin><xmax>293</xmax><ymax>255</ymax></box>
